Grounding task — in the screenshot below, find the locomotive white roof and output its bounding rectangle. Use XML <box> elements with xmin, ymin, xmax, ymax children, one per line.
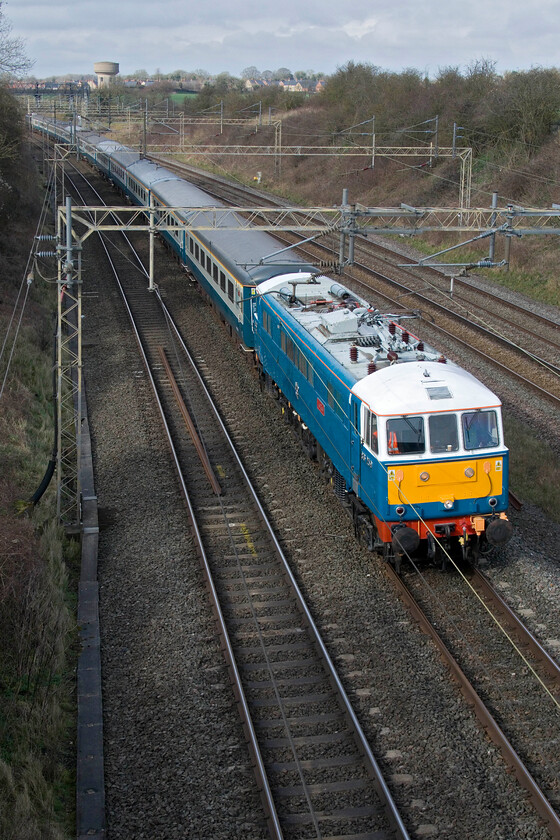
<box><xmin>352</xmin><ymin>361</ymin><xmax>501</xmax><ymax>416</ymax></box>
<box><xmin>257</xmin><ymin>272</ymin><xmax>501</xmax><ymax>416</ymax></box>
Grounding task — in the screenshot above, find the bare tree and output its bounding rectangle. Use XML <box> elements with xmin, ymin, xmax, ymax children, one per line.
<box><xmin>272</xmin><ymin>67</ymin><xmax>292</xmax><ymax>81</ymax></box>
<box><xmin>0</xmin><ymin>1</ymin><xmax>32</xmax><ymax>76</ymax></box>
<box><xmin>241</xmin><ymin>66</ymin><xmax>261</xmax><ymax>80</ymax></box>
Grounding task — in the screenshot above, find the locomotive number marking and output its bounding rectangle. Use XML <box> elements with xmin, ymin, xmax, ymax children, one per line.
<box><xmin>317</xmin><ymin>398</ymin><xmax>325</xmax><ymax>415</ymax></box>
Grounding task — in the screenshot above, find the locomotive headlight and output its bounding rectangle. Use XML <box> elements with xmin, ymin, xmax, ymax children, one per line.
<box><xmin>443</xmin><ymin>500</ymin><xmax>454</xmax><ymax>510</ymax></box>
<box><xmin>489</xmin><ymin>497</ymin><xmax>498</xmax><ymax>508</ymax></box>
<box><xmin>396</xmin><ymin>506</ymin><xmax>406</xmax><ymax>517</ymax></box>
<box><xmin>419</xmin><ymin>471</ymin><xmax>430</xmax><ymax>482</ymax></box>
<box><xmin>464</xmin><ymin>467</ymin><xmax>475</xmax><ymax>478</ymax></box>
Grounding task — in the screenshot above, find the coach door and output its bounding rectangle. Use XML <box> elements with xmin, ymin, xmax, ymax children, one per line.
<box><xmin>350</xmin><ymin>394</ymin><xmax>361</xmax><ymax>494</ymax></box>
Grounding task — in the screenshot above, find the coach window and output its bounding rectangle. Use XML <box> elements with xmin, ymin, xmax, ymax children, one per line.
<box><xmin>212</xmin><ymin>264</ymin><xmax>218</xmax><ymax>283</ymax></box>
<box><xmin>363</xmin><ymin>408</ymin><xmax>378</xmax><ymax>454</ymax></box>
<box><xmin>220</xmin><ymin>271</ymin><xmax>226</xmax><ymax>291</ymax></box>
<box><xmin>189</xmin><ymin>237</ymin><xmax>194</xmax><ymax>255</ymax></box>
<box><xmin>386</xmin><ymin>416</ymin><xmax>425</xmax><ymax>455</ymax></box>
<box><xmin>297</xmin><ymin>348</ymin><xmax>305</xmax><ymax>377</ymax></box>
<box><xmin>195</xmin><ymin>243</ymin><xmax>200</xmax><ymax>262</ymax></box>
<box><xmin>281</xmin><ymin>331</ymin><xmax>296</xmax><ymax>363</ymax></box>
<box><xmin>327</xmin><ymin>383</ymin><xmax>346</xmax><ymax>420</ymax></box>
<box><xmin>262</xmin><ymin>309</ymin><xmax>272</xmax><ymax>335</ymax></box>
<box><xmin>429</xmin><ymin>413</ymin><xmax>459</xmax><ymax>453</ymax></box>
<box><xmin>228</xmin><ymin>280</ymin><xmax>234</xmax><ymax>302</ymax></box>
<box><xmin>206</xmin><ymin>254</ymin><xmax>212</xmax><ymax>274</ymax></box>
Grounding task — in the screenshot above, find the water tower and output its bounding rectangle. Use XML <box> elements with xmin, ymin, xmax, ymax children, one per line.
<box><xmin>94</xmin><ymin>61</ymin><xmax>119</xmax><ymax>88</ymax></box>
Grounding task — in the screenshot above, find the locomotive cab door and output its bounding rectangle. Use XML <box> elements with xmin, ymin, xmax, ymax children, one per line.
<box><xmin>349</xmin><ymin>395</ymin><xmax>361</xmax><ymax>495</ymax></box>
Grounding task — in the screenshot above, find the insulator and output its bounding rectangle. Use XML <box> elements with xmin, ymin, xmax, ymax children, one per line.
<box><xmin>387</xmin><ymin>350</ymin><xmax>398</xmax><ymax>362</ymax></box>
<box><xmin>368</xmin><ymin>362</ymin><xmax>377</xmax><ymax>374</ymax></box>
<box><xmin>350</xmin><ymin>345</ymin><xmax>358</xmax><ymax>362</ymax></box>
<box><xmin>35</xmin><ymin>234</ymin><xmax>57</xmax><ymax>241</ymax></box>
<box><xmin>330</xmin><ymin>283</ymin><xmax>350</xmax><ymax>299</ymax></box>
<box><xmin>417</xmin><ymin>341</ymin><xmax>424</xmax><ymax>351</ymax></box>
<box><xmin>388</xmin><ymin>322</ymin><xmax>396</xmax><ymax>335</ymax></box>
<box><xmin>438</xmin><ymin>355</ymin><xmax>447</xmax><ymax>364</ymax></box>
<box><xmin>402</xmin><ymin>331</ymin><xmax>409</xmax><ymax>344</ymax></box>
<box><xmin>35</xmin><ymin>251</ymin><xmax>57</xmax><ymax>258</ymax></box>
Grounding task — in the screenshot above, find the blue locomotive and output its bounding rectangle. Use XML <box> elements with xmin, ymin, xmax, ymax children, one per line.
<box><xmin>30</xmin><ymin>115</ymin><xmax>513</xmax><ymax>564</ymax></box>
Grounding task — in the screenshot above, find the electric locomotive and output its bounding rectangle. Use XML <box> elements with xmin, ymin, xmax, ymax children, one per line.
<box><xmin>252</xmin><ymin>272</ymin><xmax>513</xmax><ymax>564</ymax></box>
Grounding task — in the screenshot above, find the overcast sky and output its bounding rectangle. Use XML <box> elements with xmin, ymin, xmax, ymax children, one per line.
<box><xmin>8</xmin><ymin>0</ymin><xmax>560</xmax><ymax>79</ymax></box>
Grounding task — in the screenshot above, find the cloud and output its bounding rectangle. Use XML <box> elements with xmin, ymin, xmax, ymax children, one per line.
<box><xmin>7</xmin><ymin>0</ymin><xmax>560</xmax><ymax>78</ymax></box>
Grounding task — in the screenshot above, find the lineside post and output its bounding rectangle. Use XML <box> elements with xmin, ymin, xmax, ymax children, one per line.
<box><xmin>149</xmin><ymin>192</ymin><xmax>155</xmax><ymax>290</ymax></box>
<box><xmin>56</xmin><ymin>196</ymin><xmax>83</xmax><ymax>527</ymax></box>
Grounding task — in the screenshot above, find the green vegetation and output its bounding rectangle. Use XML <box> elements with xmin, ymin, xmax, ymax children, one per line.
<box><xmin>169</xmin><ymin>92</ymin><xmax>196</xmax><ymax>105</ymax></box>
<box><xmin>1</xmin><ymin>4</ymin><xmax>76</xmax><ymax>831</ymax></box>
<box><xmin>503</xmin><ymin>416</ymin><xmax>560</xmax><ymax>523</ymax></box>
<box><xmin>0</xmin><ymin>89</ymin><xmax>77</xmax><ymax>838</ymax></box>
<box><xmin>485</xmin><ymin>266</ymin><xmax>560</xmax><ymax>309</ymax></box>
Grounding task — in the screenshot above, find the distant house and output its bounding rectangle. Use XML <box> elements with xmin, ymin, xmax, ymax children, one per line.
<box><xmin>279</xmin><ymin>78</ymin><xmax>302</xmax><ymax>92</ymax></box>
<box><xmin>242</xmin><ymin>77</ymin><xmax>325</xmax><ymax>94</ymax></box>
<box><xmin>243</xmin><ymin>79</ymin><xmax>272</xmax><ymax>91</ymax></box>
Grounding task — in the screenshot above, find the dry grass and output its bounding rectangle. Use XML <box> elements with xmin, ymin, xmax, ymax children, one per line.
<box><xmin>0</xmin><ymin>136</ymin><xmax>76</xmax><ymax>839</ymax></box>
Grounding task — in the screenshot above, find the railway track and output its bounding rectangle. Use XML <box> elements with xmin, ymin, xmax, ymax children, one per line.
<box><xmin>150</xmin><ymin>156</ymin><xmax>560</xmax><ymax>409</ymax></box>
<box><xmin>64</xmin><ymin>161</ymin><xmax>411</xmax><ymax>839</ymax></box>
<box><xmin>276</xmin><ymin>235</ymin><xmax>560</xmax><ymax>410</ymax></box>
<box><xmin>356</xmin><ymin>240</ymin><xmax>560</xmax><ymax>361</ymax></box>
<box><xmin>389</xmin><ymin>560</ymin><xmax>560</xmax><ymax>838</ymax></box>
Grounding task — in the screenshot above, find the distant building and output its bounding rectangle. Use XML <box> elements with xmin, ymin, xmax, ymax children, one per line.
<box><xmin>244</xmin><ymin>77</ymin><xmax>324</xmax><ymax>93</ymax></box>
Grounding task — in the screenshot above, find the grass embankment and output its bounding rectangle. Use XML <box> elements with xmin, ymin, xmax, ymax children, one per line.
<box><xmin>0</xmin><ymin>135</ymin><xmax>77</xmax><ymax>838</ymax></box>
<box><xmin>504</xmin><ymin>417</ymin><xmax>560</xmax><ymax>519</ymax></box>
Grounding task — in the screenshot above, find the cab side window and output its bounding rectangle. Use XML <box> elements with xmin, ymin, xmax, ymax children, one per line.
<box><xmin>363</xmin><ymin>408</ymin><xmax>378</xmax><ymax>454</ymax></box>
